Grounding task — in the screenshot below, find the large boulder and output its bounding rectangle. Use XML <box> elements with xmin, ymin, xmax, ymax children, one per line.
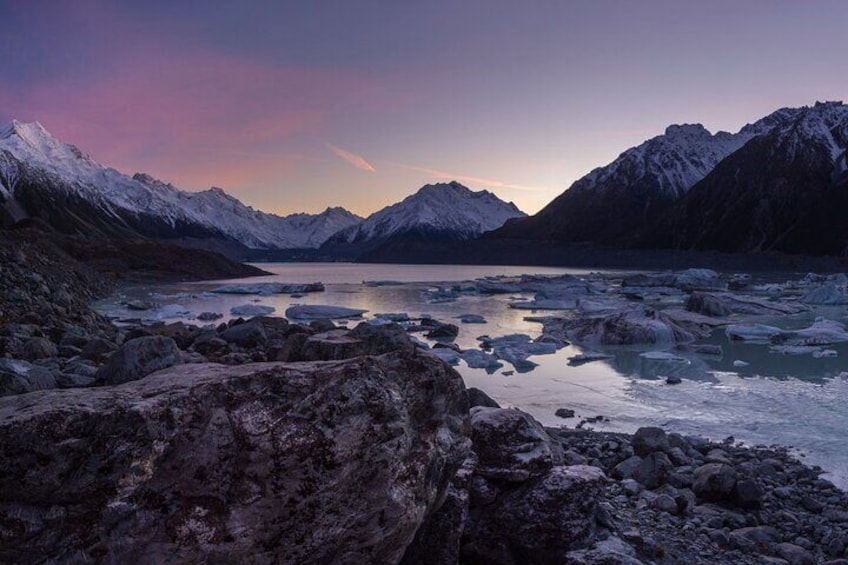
<box><xmin>0</xmin><ymin>358</ymin><xmax>56</xmax><ymax>396</ymax></box>
<box><xmin>693</xmin><ymin>462</ymin><xmax>737</xmax><ymax>501</ymax></box>
<box><xmin>95</xmin><ymin>336</ymin><xmax>182</xmax><ymax>385</ymax></box>
<box><xmin>0</xmin><ymin>351</ymin><xmax>470</xmax><ymax>563</ymax></box>
<box><xmin>470</xmin><ymin>407</ymin><xmax>560</xmax><ymax>482</ymax></box>
<box><xmin>461</xmin><ymin>465</ymin><xmax>607</xmax><ymax>564</ymax></box>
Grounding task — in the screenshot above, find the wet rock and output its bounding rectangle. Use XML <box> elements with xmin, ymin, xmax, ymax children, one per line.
<box><xmin>0</xmin><ymin>352</ymin><xmax>469</xmax><ymax>564</ymax></box>
<box><xmin>555</xmin><ymin>408</ymin><xmax>576</xmax><ymax>419</ymax></box>
<box><xmin>95</xmin><ymin>336</ymin><xmax>182</xmax><ymax>385</ymax></box>
<box><xmin>470</xmin><ymin>407</ymin><xmax>559</xmax><ymax>482</ymax></box>
<box><xmin>426</xmin><ymin>322</ymin><xmax>460</xmax><ymax>339</ymax></box>
<box><xmin>350</xmin><ymin>322</ymin><xmax>416</xmax><ymax>356</ymax></box>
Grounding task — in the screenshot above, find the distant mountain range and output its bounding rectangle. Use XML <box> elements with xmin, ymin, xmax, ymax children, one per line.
<box><xmin>0</xmin><ymin>121</ymin><xmax>525</xmax><ymax>260</ymax></box>
<box><xmin>491</xmin><ymin>101</ymin><xmax>848</xmax><ymax>257</ymax></box>
<box><xmin>0</xmin><ymin>120</ymin><xmax>361</xmax><ymax>250</ymax></box>
<box><xmin>2</xmin><ymin>101</ymin><xmax>847</xmax><ymax>266</ymax></box>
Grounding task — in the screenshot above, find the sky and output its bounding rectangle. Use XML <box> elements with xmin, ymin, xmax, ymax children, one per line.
<box><xmin>1</xmin><ymin>1</ymin><xmax>846</xmax><ymax>217</ymax></box>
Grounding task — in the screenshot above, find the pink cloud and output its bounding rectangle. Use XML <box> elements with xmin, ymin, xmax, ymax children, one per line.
<box><xmin>0</xmin><ymin>46</ymin><xmax>401</xmax><ymax>190</ymax></box>
<box><xmin>325</xmin><ymin>142</ymin><xmax>376</xmax><ymax>173</ymax></box>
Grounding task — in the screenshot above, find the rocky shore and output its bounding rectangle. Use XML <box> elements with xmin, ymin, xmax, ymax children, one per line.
<box><xmin>0</xmin><ymin>244</ymin><xmax>846</xmax><ymax>563</ymax></box>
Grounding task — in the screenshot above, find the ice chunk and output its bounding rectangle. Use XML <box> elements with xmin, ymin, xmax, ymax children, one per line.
<box><xmin>788</xmin><ymin>317</ymin><xmax>848</xmax><ymax>345</ymax></box>
<box><xmin>429</xmin><ymin>348</ymin><xmax>460</xmax><ymax>365</ymax></box>
<box><xmin>726</xmin><ymin>324</ymin><xmax>784</xmax><ymax>342</ymax></box>
<box><xmin>230</xmin><ymin>304</ymin><xmax>276</xmax><ymax>317</ymax></box>
<box><xmin>155</xmin><ymin>304</ymin><xmax>191</xmax><ymax>319</ymax></box>
<box><xmin>732</xmin><ymin>360</ymin><xmax>750</xmax><ymax>367</ymax></box>
<box><xmin>640</xmin><ymin>351</ymin><xmax>689</xmax><ymax>363</ymax></box>
<box><xmin>374</xmin><ymin>312</ymin><xmax>410</xmax><ymax>322</ymax></box>
<box><xmin>212</xmin><ymin>282</ymin><xmax>324</xmax><ymax>295</ymax></box>
<box><xmin>285</xmin><ymin>305</ymin><xmax>368</xmax><ymax>320</ymax></box>
<box><xmin>567</xmin><ymin>352</ymin><xmax>614</xmax><ymax>366</ymax></box>
<box><xmin>559</xmin><ymin>307</ymin><xmax>714</xmax><ymax>346</ymax></box>
<box><xmin>457</xmin><ymin>314</ymin><xmax>487</xmax><ymax>324</ymax></box>
<box><xmin>460</xmin><ymin>349</ymin><xmax>503</xmax><ymax>370</ymax></box>
<box><xmin>801</xmin><ymin>283</ymin><xmax>848</xmax><ymax>305</ymax></box>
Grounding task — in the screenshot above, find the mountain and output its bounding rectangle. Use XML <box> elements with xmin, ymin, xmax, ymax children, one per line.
<box><xmin>0</xmin><ymin>121</ymin><xmax>361</xmax><ymax>249</ymax></box>
<box><xmin>490</xmin><ymin>107</ymin><xmax>802</xmax><ymax>245</ymax></box>
<box><xmin>649</xmin><ymin>101</ymin><xmax>848</xmax><ymax>256</ymax></box>
<box><xmin>319</xmin><ymin>181</ymin><xmax>525</xmax><ymax>259</ymax></box>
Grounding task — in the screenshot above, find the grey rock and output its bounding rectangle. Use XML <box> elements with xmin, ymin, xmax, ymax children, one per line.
<box><xmin>466</xmin><ymin>387</ymin><xmax>501</xmax><ymax>408</ymax></box>
<box><xmin>80</xmin><ymin>337</ymin><xmax>118</xmax><ymax>362</ymax></box>
<box><xmin>633</xmin><ymin>452</ymin><xmax>675</xmax><ymax>490</ymax></box>
<box><xmin>0</xmin><ymin>352</ymin><xmax>469</xmax><ymax>564</ymax></box>
<box><xmin>350</xmin><ymin>322</ymin><xmax>416</xmax><ymax>356</ymax></box>
<box><xmin>95</xmin><ymin>336</ymin><xmax>182</xmax><ymax>385</ymax></box>
<box><xmin>734</xmin><ymin>478</ymin><xmax>764</xmax><ymax>509</ymax></box>
<box><xmin>470</xmin><ymin>407</ymin><xmax>559</xmax><ymax>482</ymax></box>
<box><xmin>555</xmin><ymin>408</ymin><xmax>576</xmax><ymax>419</ymax></box>
<box><xmin>776</xmin><ymin>542</ymin><xmax>815</xmax><ymax>565</ymax></box>
<box><xmin>301</xmin><ymin>329</ymin><xmax>365</xmax><ymax>361</ymax></box>
<box><xmin>20</xmin><ymin>337</ymin><xmax>58</xmax><ymax>361</ymax></box>
<box><xmin>220</xmin><ymin>320</ymin><xmax>267</xmax><ymax>347</ymax></box>
<box><xmin>461</xmin><ymin>465</ymin><xmax>607</xmax><ymax>565</ymax></box>
<box><xmin>632</xmin><ymin>427</ymin><xmax>670</xmax><ymax>456</ymax></box>
<box><xmin>0</xmin><ymin>358</ymin><xmax>56</xmax><ymax>396</ymax></box>
<box><xmin>693</xmin><ymin>463</ymin><xmax>737</xmax><ymax>501</ymax></box>
<box><xmin>612</xmin><ymin>456</ymin><xmax>643</xmax><ymax>480</ymax></box>
<box><xmin>729</xmin><ymin>525</ymin><xmax>778</xmax><ymax>553</ymax></box>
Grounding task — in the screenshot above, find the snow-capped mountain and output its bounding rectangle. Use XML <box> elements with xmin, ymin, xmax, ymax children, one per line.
<box><xmin>0</xmin><ymin>120</ymin><xmax>361</xmax><ymax>248</ymax></box>
<box><xmin>491</xmin><ymin>107</ymin><xmax>803</xmax><ymax>245</ymax></box>
<box><xmin>320</xmin><ymin>181</ymin><xmax>525</xmax><ymax>258</ymax></box>
<box><xmin>651</xmin><ymin>101</ymin><xmax>848</xmax><ymax>255</ymax></box>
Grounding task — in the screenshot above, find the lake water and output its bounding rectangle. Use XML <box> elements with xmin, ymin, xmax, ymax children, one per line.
<box><xmin>93</xmin><ymin>262</ymin><xmax>848</xmax><ymax>489</ymax></box>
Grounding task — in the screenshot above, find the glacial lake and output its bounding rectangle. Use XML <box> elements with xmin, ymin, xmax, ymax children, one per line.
<box><xmin>93</xmin><ymin>262</ymin><xmax>848</xmax><ymax>490</ymax></box>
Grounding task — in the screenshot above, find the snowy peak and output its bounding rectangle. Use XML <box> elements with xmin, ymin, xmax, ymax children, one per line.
<box><xmin>326</xmin><ymin>181</ymin><xmax>525</xmax><ymax>247</ymax></box>
<box><xmin>0</xmin><ymin>120</ymin><xmax>361</xmax><ymax>249</ymax></box>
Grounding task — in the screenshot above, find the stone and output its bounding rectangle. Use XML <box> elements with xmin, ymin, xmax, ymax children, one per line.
<box><xmin>632</xmin><ymin>426</ymin><xmax>670</xmax><ymax>456</ymax></box>
<box><xmin>350</xmin><ymin>322</ymin><xmax>416</xmax><ymax>356</ymax></box>
<box><xmin>0</xmin><ymin>358</ymin><xmax>56</xmax><ymax>396</ymax></box>
<box><xmin>612</xmin><ymin>456</ymin><xmax>643</xmax><ymax>480</ymax></box>
<box><xmin>734</xmin><ymin>478</ymin><xmax>764</xmax><ymax>509</ymax></box>
<box><xmin>80</xmin><ymin>337</ymin><xmax>118</xmax><ymax>362</ymax></box>
<box><xmin>555</xmin><ymin>408</ymin><xmax>576</xmax><ymax>419</ymax></box>
<box><xmin>95</xmin><ymin>336</ymin><xmax>182</xmax><ymax>385</ymax></box>
<box><xmin>775</xmin><ymin>542</ymin><xmax>815</xmax><ymax>565</ymax></box>
<box><xmin>729</xmin><ymin>526</ymin><xmax>779</xmax><ymax>553</ymax></box>
<box><xmin>470</xmin><ymin>407</ymin><xmax>559</xmax><ymax>482</ymax></box>
<box><xmin>461</xmin><ymin>465</ymin><xmax>607</xmax><ymax>565</ymax></box>
<box><xmin>20</xmin><ymin>337</ymin><xmax>58</xmax><ymax>361</ymax></box>
<box><xmin>301</xmin><ymin>329</ymin><xmax>365</xmax><ymax>361</ymax></box>
<box><xmin>652</xmin><ymin>494</ymin><xmax>679</xmax><ymax>514</ymax></box>
<box><xmin>220</xmin><ymin>320</ymin><xmax>267</xmax><ymax>347</ymax></box>
<box><xmin>693</xmin><ymin>463</ymin><xmax>737</xmax><ymax>501</ymax></box>
<box><xmin>426</xmin><ymin>322</ymin><xmax>460</xmax><ymax>339</ymax></box>
<box><xmin>0</xmin><ymin>352</ymin><xmax>469</xmax><ymax>563</ymax></box>
<box><xmin>466</xmin><ymin>387</ymin><xmax>501</xmax><ymax>408</ymax></box>
<box><xmin>633</xmin><ymin>452</ymin><xmax>676</xmax><ymax>490</ymax></box>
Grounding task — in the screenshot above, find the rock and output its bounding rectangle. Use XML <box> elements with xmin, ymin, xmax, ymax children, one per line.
<box><xmin>350</xmin><ymin>322</ymin><xmax>416</xmax><ymax>356</ymax></box>
<box><xmin>555</xmin><ymin>408</ymin><xmax>576</xmax><ymax>419</ymax></box>
<box><xmin>665</xmin><ymin>376</ymin><xmax>682</xmax><ymax>385</ymax></box>
<box><xmin>461</xmin><ymin>465</ymin><xmax>607</xmax><ymax>565</ymax></box>
<box><xmin>734</xmin><ymin>478</ymin><xmax>764</xmax><ymax>509</ymax></box>
<box><xmin>301</xmin><ymin>329</ymin><xmax>365</xmax><ymax>361</ymax></box>
<box><xmin>632</xmin><ymin>427</ymin><xmax>670</xmax><ymax>456</ymax></box>
<box><xmin>457</xmin><ymin>314</ymin><xmax>487</xmax><ymax>324</ymax></box>
<box><xmin>426</xmin><ymin>322</ymin><xmax>460</xmax><ymax>339</ymax></box>
<box><xmin>470</xmin><ymin>407</ymin><xmax>559</xmax><ymax>482</ymax></box>
<box><xmin>652</xmin><ymin>493</ymin><xmax>679</xmax><ymax>514</ymax></box>
<box><xmin>633</xmin><ymin>452</ymin><xmax>676</xmax><ymax>490</ymax></box>
<box><xmin>20</xmin><ymin>336</ymin><xmax>58</xmax><ymax>361</ymax></box>
<box><xmin>196</xmin><ymin>311</ymin><xmax>223</xmax><ymax>321</ymax></box>
<box><xmin>685</xmin><ymin>292</ymin><xmax>730</xmax><ymax>317</ymax></box>
<box><xmin>729</xmin><ymin>526</ymin><xmax>779</xmax><ymax>553</ymax></box>
<box><xmin>80</xmin><ymin>337</ymin><xmax>118</xmax><ymax>362</ymax></box>
<box><xmin>0</xmin><ymin>358</ymin><xmax>56</xmax><ymax>396</ymax></box>
<box><xmin>693</xmin><ymin>463</ymin><xmax>737</xmax><ymax>501</ymax></box>
<box><xmin>612</xmin><ymin>456</ymin><xmax>643</xmax><ymax>480</ymax></box>
<box><xmin>220</xmin><ymin>320</ymin><xmax>268</xmax><ymax>347</ymax></box>
<box><xmin>467</xmin><ymin>387</ymin><xmax>501</xmax><ymax>408</ymax></box>
<box><xmin>95</xmin><ymin>336</ymin><xmax>182</xmax><ymax>385</ymax></box>
<box><xmin>0</xmin><ymin>352</ymin><xmax>469</xmax><ymax>563</ymax></box>
<box><xmin>459</xmin><ymin>349</ymin><xmax>503</xmax><ymax>370</ymax></box>
<box><xmin>563</xmin><ymin>307</ymin><xmax>715</xmax><ymax>346</ymax></box>
<box><xmin>309</xmin><ymin>319</ymin><xmax>337</xmax><ymax>332</ymax></box>
<box><xmin>776</xmin><ymin>543</ymin><xmax>815</xmax><ymax>565</ymax></box>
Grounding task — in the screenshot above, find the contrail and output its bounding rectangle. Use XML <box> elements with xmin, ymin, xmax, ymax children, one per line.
<box><xmin>325</xmin><ymin>142</ymin><xmax>376</xmax><ymax>173</ymax></box>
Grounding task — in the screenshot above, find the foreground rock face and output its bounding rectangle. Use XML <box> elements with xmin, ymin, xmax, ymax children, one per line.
<box><xmin>0</xmin><ymin>351</ymin><xmax>470</xmax><ymax>564</ymax></box>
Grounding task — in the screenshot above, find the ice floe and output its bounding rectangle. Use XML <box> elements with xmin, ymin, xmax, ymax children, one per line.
<box><xmin>212</xmin><ymin>282</ymin><xmax>324</xmax><ymax>295</ymax></box>
<box><xmin>230</xmin><ymin>304</ymin><xmax>276</xmax><ymax>317</ymax></box>
<box><xmin>285</xmin><ymin>305</ymin><xmax>368</xmax><ymax>320</ymax></box>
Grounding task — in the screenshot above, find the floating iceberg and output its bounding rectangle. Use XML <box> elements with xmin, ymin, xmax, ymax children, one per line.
<box><xmin>230</xmin><ymin>304</ymin><xmax>276</xmax><ymax>317</ymax></box>
<box><xmin>212</xmin><ymin>282</ymin><xmax>324</xmax><ymax>295</ymax></box>
<box><xmin>285</xmin><ymin>305</ymin><xmax>368</xmax><ymax>320</ymax></box>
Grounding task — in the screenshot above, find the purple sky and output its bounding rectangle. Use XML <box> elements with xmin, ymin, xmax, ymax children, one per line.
<box><xmin>1</xmin><ymin>1</ymin><xmax>846</xmax><ymax>216</ymax></box>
